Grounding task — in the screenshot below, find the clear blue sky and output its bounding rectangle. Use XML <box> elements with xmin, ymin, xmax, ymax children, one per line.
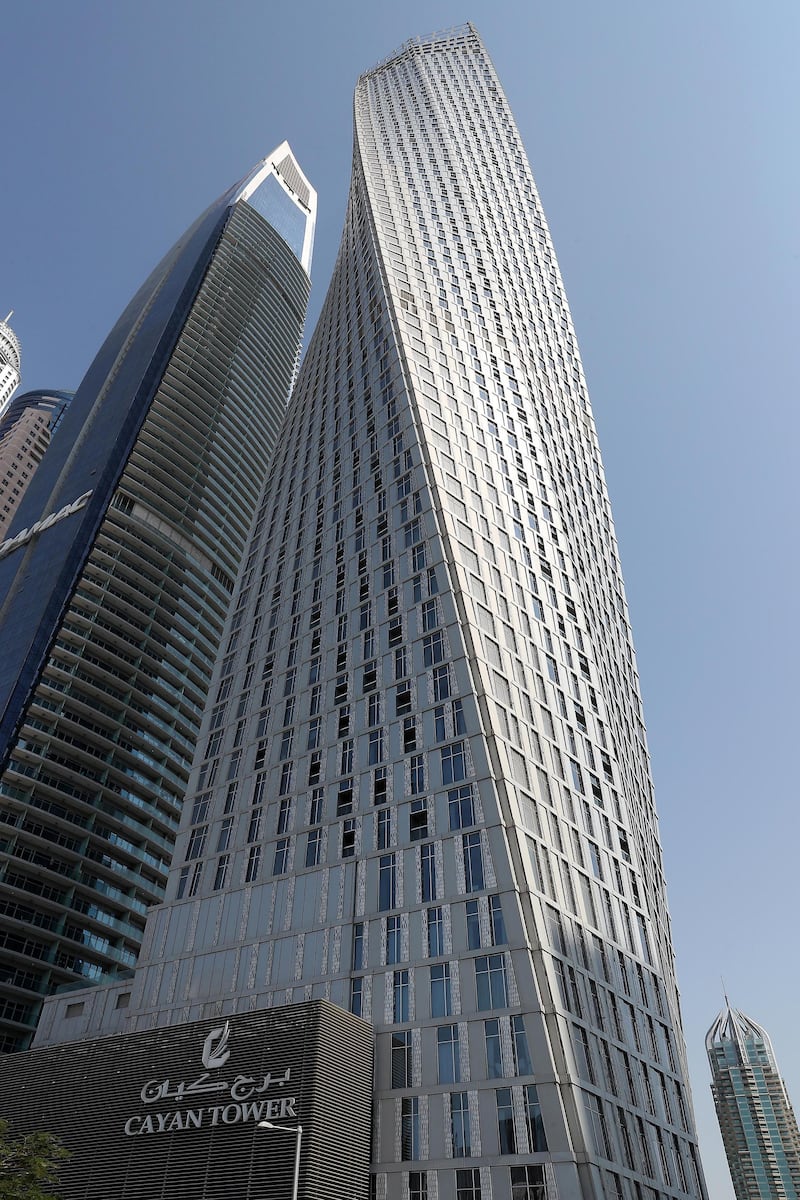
<box><xmin>3</xmin><ymin>3</ymin><xmax>798</xmax><ymax>1194</ymax></box>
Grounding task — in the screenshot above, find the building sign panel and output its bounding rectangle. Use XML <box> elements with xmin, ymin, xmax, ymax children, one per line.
<box><xmin>0</xmin><ymin>1000</ymin><xmax>372</xmax><ymax>1200</ymax></box>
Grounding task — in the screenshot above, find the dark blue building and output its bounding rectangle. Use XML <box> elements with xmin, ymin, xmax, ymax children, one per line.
<box><xmin>0</xmin><ymin>145</ymin><xmax>316</xmax><ymax>1050</ymax></box>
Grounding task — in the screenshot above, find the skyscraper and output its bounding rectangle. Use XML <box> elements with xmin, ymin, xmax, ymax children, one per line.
<box><xmin>32</xmin><ymin>25</ymin><xmax>705</xmax><ymax>1200</ymax></box>
<box><xmin>707</xmin><ymin>1003</ymin><xmax>800</xmax><ymax>1199</ymax></box>
<box><xmin>0</xmin><ymin>390</ymin><xmax>74</xmax><ymax>537</ymax></box>
<box><xmin>0</xmin><ymin>145</ymin><xmax>315</xmax><ymax>1051</ymax></box>
<box><xmin>0</xmin><ymin>313</ymin><xmax>21</xmax><ymax>418</ymax></box>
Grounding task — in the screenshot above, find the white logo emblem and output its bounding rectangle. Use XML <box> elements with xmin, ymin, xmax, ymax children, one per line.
<box><xmin>202</xmin><ymin>1021</ymin><xmax>231</xmax><ymax>1070</ymax></box>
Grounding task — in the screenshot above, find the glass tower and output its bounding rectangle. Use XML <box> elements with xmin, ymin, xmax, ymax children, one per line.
<box><xmin>35</xmin><ymin>26</ymin><xmax>706</xmax><ymax>1200</ymax></box>
<box><xmin>707</xmin><ymin>1003</ymin><xmax>800</xmax><ymax>1199</ymax></box>
<box><xmin>0</xmin><ymin>313</ymin><xmax>21</xmax><ymax>419</ymax></box>
<box><xmin>0</xmin><ymin>146</ymin><xmax>315</xmax><ymax>1051</ymax></box>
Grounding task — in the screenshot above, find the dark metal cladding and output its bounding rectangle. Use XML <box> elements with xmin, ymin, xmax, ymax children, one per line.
<box><xmin>0</xmin><ymin>1000</ymin><xmax>373</xmax><ymax>1199</ymax></box>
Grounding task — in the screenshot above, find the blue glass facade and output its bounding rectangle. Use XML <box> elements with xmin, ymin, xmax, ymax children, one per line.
<box><xmin>0</xmin><ymin>149</ymin><xmax>314</xmax><ymax>1050</ymax></box>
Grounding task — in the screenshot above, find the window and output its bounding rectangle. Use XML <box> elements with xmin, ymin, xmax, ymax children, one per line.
<box><xmin>525</xmin><ymin>1084</ymin><xmax>548</xmax><ymax>1152</ymax></box>
<box><xmin>379</xmin><ymin>854</ymin><xmax>397</xmax><ymax>910</ymax></box>
<box><xmin>423</xmin><ymin>631</ymin><xmax>445</xmax><ymax>666</ymax></box>
<box><xmin>277</xmin><ymin>797</ymin><xmax>292</xmax><ymax>835</ymax></box>
<box><xmin>512</xmin><ymin>1016</ymin><xmax>533</xmax><ymax>1075</ymax></box>
<box><xmin>404</xmin><ymin>718</ymin><xmax>418</xmax><ymax>753</ymax></box>
<box><xmin>456</xmin><ymin>1169</ymin><xmax>481</xmax><ymax>1200</ymax></box>
<box><xmin>273</xmin><ymin>839</ymin><xmax>290</xmax><ymax>875</ymax></box>
<box><xmin>342</xmin><ymin>819</ymin><xmax>356</xmax><ymax>858</ymax></box>
<box><xmin>437</xmin><ymin>1024</ymin><xmax>460</xmax><ymax>1083</ymax></box>
<box><xmin>449</xmin><ymin>785</ymin><xmax>475</xmax><ymax>829</ymax></box>
<box><xmin>421</xmin><ymin>843</ymin><xmax>436</xmax><ymax>902</ymax></box>
<box><xmin>245</xmin><ymin>845</ymin><xmax>261</xmax><ymax>883</ymax></box>
<box><xmin>466</xmin><ymin>898</ymin><xmax>481</xmax><ymax>950</ymax></box>
<box><xmin>305</xmin><ymin>828</ymin><xmax>322</xmax><ymax>867</ymax></box>
<box><xmin>463</xmin><ymin>832</ymin><xmax>484</xmax><ymax>892</ymax></box>
<box><xmin>489</xmin><ymin>894</ymin><xmax>506</xmax><ymax>944</ymax></box>
<box><xmin>421</xmin><ymin>599</ymin><xmax>438</xmax><ymax>631</ymax></box>
<box><xmin>476</xmin><ymin>954</ymin><xmax>508</xmax><ymax>1010</ymax></box>
<box><xmin>337</xmin><ymin>779</ymin><xmax>354</xmax><ymax>815</ymax></box>
<box><xmin>401</xmin><ymin>1097</ymin><xmax>419</xmax><ymax>1160</ymax></box>
<box><xmin>393</xmin><ymin>969</ymin><xmax>409</xmax><ymax>1022</ymax></box>
<box><xmin>450</xmin><ymin>1093</ymin><xmax>471</xmax><ymax>1157</ymax></box>
<box><xmin>496</xmin><ymin>1087</ymin><xmax>516</xmax><ymax>1153</ymax></box>
<box><xmin>377</xmin><ymin>807</ymin><xmax>391</xmax><ymax>850</ymax></box>
<box><xmin>430</xmin><ymin>963</ymin><xmax>452</xmax><ymax>1017</ymax></box>
<box><xmin>485</xmin><ymin>1018</ymin><xmax>503</xmax><ymax>1077</ymax></box>
<box><xmin>441</xmin><ymin>742</ymin><xmax>466</xmax><ymax>784</ymax></box>
<box><xmin>510</xmin><ymin>1165</ymin><xmax>547</xmax><ymax>1200</ymax></box>
<box><xmin>213</xmin><ymin>855</ymin><xmax>229</xmax><ymax>891</ymax></box>
<box><xmin>410</xmin><ymin>754</ymin><xmax>425</xmax><ymax>793</ymax></box>
<box><xmin>409</xmin><ymin>1172</ymin><xmax>427</xmax><ymax>1200</ymax></box>
<box><xmin>392</xmin><ymin>1031</ymin><xmax>412</xmax><ymax>1087</ymax></box>
<box><xmin>369</xmin><ymin>728</ymin><xmax>385</xmax><ymax>764</ymax></box>
<box><xmin>352</xmin><ymin>922</ymin><xmax>364</xmax><ymax>970</ymax></box>
<box><xmin>427</xmin><ymin>906</ymin><xmax>444</xmax><ymax>957</ymax></box>
<box><xmin>409</xmin><ymin>798</ymin><xmax>428</xmax><ymax>841</ymax></box>
<box><xmin>386</xmin><ymin>915</ymin><xmax>401</xmax><ymax>964</ymax></box>
<box><xmin>186</xmin><ymin>826</ymin><xmax>208</xmax><ymax>860</ymax></box>
<box><xmin>432</xmin><ymin>664</ymin><xmax>451</xmax><ymax>700</ymax></box>
<box><xmin>176</xmin><ymin>863</ymin><xmax>201</xmax><ymax>899</ymax></box>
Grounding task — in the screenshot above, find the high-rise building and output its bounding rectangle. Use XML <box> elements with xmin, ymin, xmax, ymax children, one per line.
<box><xmin>0</xmin><ymin>390</ymin><xmax>74</xmax><ymax>537</ymax></box>
<box><xmin>0</xmin><ymin>313</ymin><xmax>21</xmax><ymax>418</ymax></box>
<box><xmin>707</xmin><ymin>1003</ymin><xmax>800</xmax><ymax>1199</ymax></box>
<box><xmin>30</xmin><ymin>24</ymin><xmax>705</xmax><ymax>1200</ymax></box>
<box><xmin>0</xmin><ymin>145</ymin><xmax>315</xmax><ymax>1051</ymax></box>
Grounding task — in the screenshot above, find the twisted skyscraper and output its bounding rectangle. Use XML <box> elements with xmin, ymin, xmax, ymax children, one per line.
<box><xmin>29</xmin><ymin>25</ymin><xmax>705</xmax><ymax>1200</ymax></box>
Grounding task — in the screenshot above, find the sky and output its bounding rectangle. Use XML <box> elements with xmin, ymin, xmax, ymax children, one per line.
<box><xmin>2</xmin><ymin>1</ymin><xmax>798</xmax><ymax>1194</ymax></box>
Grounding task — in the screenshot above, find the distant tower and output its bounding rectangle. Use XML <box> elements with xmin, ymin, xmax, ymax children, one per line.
<box><xmin>0</xmin><ymin>313</ymin><xmax>21</xmax><ymax>418</ymax></box>
<box><xmin>0</xmin><ymin>390</ymin><xmax>74</xmax><ymax>537</ymax></box>
<box><xmin>707</xmin><ymin>1002</ymin><xmax>800</xmax><ymax>1199</ymax></box>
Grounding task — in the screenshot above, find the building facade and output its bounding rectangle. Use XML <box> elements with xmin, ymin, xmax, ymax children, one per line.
<box><xmin>0</xmin><ymin>390</ymin><xmax>74</xmax><ymax>537</ymax></box>
<box><xmin>0</xmin><ymin>146</ymin><xmax>315</xmax><ymax>1051</ymax></box>
<box><xmin>0</xmin><ymin>313</ymin><xmax>21</xmax><ymax>419</ymax></box>
<box><xmin>707</xmin><ymin>1004</ymin><xmax>800</xmax><ymax>1199</ymax></box>
<box><xmin>33</xmin><ymin>25</ymin><xmax>705</xmax><ymax>1200</ymax></box>
<box><xmin>0</xmin><ymin>1000</ymin><xmax>372</xmax><ymax>1200</ymax></box>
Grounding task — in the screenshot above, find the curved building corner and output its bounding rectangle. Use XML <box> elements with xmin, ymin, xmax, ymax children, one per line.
<box><xmin>0</xmin><ymin>145</ymin><xmax>316</xmax><ymax>1051</ymax></box>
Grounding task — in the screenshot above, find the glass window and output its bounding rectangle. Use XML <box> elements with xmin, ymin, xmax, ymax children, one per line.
<box><xmin>525</xmin><ymin>1084</ymin><xmax>548</xmax><ymax>1152</ymax></box>
<box><xmin>485</xmin><ymin>1018</ymin><xmax>503</xmax><ymax>1077</ymax></box>
<box><xmin>450</xmin><ymin>1093</ymin><xmax>471</xmax><ymax>1157</ymax></box>
<box><xmin>393</xmin><ymin>969</ymin><xmax>409</xmax><ymax>1023</ymax></box>
<box><xmin>273</xmin><ymin>839</ymin><xmax>290</xmax><ymax>875</ymax></box>
<box><xmin>466</xmin><ymin>898</ymin><xmax>481</xmax><ymax>950</ymax></box>
<box><xmin>496</xmin><ymin>1087</ymin><xmax>516</xmax><ymax>1154</ymax></box>
<box><xmin>449</xmin><ymin>785</ymin><xmax>475</xmax><ymax>829</ymax></box>
<box><xmin>456</xmin><ymin>1170</ymin><xmax>481</xmax><ymax>1200</ymax></box>
<box><xmin>463</xmin><ymin>832</ymin><xmax>484</xmax><ymax>892</ymax></box>
<box><xmin>489</xmin><ymin>894</ymin><xmax>506</xmax><ymax>944</ymax></box>
<box><xmin>392</xmin><ymin>1031</ymin><xmax>412</xmax><ymax>1087</ymax></box>
<box><xmin>512</xmin><ymin>1016</ymin><xmax>533</xmax><ymax>1075</ymax></box>
<box><xmin>437</xmin><ymin>1024</ymin><xmax>460</xmax><ymax>1083</ymax></box>
<box><xmin>409</xmin><ymin>1172</ymin><xmax>428</xmax><ymax>1200</ymax></box>
<box><xmin>510</xmin><ymin>1165</ymin><xmax>546</xmax><ymax>1200</ymax></box>
<box><xmin>430</xmin><ymin>963</ymin><xmax>452</xmax><ymax>1017</ymax></box>
<box><xmin>427</xmin><ymin>906</ymin><xmax>444</xmax><ymax>957</ymax></box>
<box><xmin>476</xmin><ymin>954</ymin><xmax>508</xmax><ymax>1010</ymax></box>
<box><xmin>441</xmin><ymin>742</ymin><xmax>466</xmax><ymax>784</ymax></box>
<box><xmin>386</xmin><ymin>915</ymin><xmax>401</xmax><ymax>965</ymax></box>
<box><xmin>379</xmin><ymin>854</ymin><xmax>397</xmax><ymax>911</ymax></box>
<box><xmin>421</xmin><ymin>843</ymin><xmax>436</xmax><ymax>902</ymax></box>
<box><xmin>401</xmin><ymin>1097</ymin><xmax>419</xmax><ymax>1161</ymax></box>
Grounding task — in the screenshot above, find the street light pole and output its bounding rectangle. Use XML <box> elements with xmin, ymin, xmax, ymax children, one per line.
<box><xmin>257</xmin><ymin>1120</ymin><xmax>303</xmax><ymax>1200</ymax></box>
